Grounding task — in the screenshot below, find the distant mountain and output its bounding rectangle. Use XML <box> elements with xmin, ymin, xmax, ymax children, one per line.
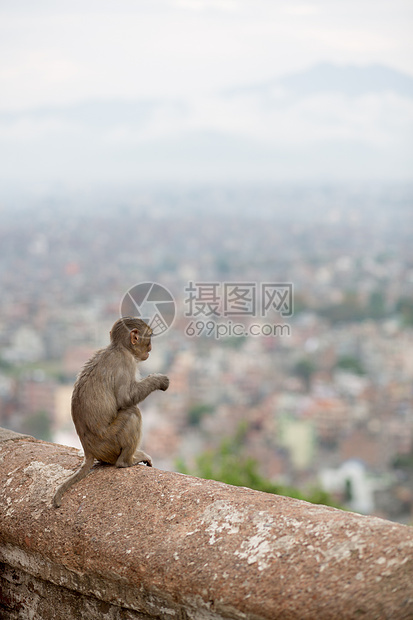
<box><xmin>0</xmin><ymin>63</ymin><xmax>412</xmax><ymax>185</ymax></box>
<box><xmin>227</xmin><ymin>63</ymin><xmax>413</xmax><ymax>99</ymax></box>
<box><xmin>3</xmin><ymin>64</ymin><xmax>412</xmax><ymax>126</ymax></box>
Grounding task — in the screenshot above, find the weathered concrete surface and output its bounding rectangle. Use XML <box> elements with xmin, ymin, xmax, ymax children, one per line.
<box><xmin>1</xmin><ymin>429</ymin><xmax>413</xmax><ymax>620</ymax></box>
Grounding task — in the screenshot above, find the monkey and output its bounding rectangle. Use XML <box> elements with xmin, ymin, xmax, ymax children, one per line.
<box><xmin>53</xmin><ymin>317</ymin><xmax>169</xmax><ymax>508</ymax></box>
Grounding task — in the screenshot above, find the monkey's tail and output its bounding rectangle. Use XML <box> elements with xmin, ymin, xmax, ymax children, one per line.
<box><xmin>53</xmin><ymin>454</ymin><xmax>95</xmax><ymax>508</ymax></box>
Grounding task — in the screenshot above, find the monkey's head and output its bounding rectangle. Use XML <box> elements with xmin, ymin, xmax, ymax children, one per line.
<box><xmin>110</xmin><ymin>317</ymin><xmax>153</xmax><ymax>361</ymax></box>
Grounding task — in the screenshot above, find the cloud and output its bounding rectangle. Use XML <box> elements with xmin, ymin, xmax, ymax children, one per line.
<box><xmin>172</xmin><ymin>0</ymin><xmax>240</xmax><ymax>11</ymax></box>
<box><xmin>282</xmin><ymin>4</ymin><xmax>320</xmax><ymax>16</ymax></box>
<box><xmin>1</xmin><ymin>54</ymin><xmax>412</xmax><ymax>186</ymax></box>
<box><xmin>1</xmin><ymin>1</ymin><xmax>412</xmax><ymax>112</ymax></box>
<box><xmin>0</xmin><ymin>117</ymin><xmax>76</xmax><ymax>141</ymax></box>
<box><xmin>0</xmin><ymin>51</ymin><xmax>79</xmax><ymax>84</ymax></box>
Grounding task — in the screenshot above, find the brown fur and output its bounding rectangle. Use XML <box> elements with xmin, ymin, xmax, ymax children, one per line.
<box><xmin>53</xmin><ymin>317</ymin><xmax>169</xmax><ymax>507</ymax></box>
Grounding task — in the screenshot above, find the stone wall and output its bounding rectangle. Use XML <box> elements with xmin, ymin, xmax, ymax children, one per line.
<box><xmin>1</xmin><ymin>428</ymin><xmax>413</xmax><ymax>619</ymax></box>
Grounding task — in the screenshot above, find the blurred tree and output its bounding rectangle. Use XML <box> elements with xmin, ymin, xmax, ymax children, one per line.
<box><xmin>318</xmin><ymin>291</ymin><xmax>365</xmax><ymax>323</ymax></box>
<box><xmin>396</xmin><ymin>297</ymin><xmax>413</xmax><ymax>326</ymax></box>
<box><xmin>293</xmin><ymin>358</ymin><xmax>316</xmax><ymax>391</ymax></box>
<box><xmin>367</xmin><ymin>291</ymin><xmax>386</xmax><ymax>319</ymax></box>
<box><xmin>177</xmin><ymin>424</ymin><xmax>341</xmax><ymax>508</ymax></box>
<box><xmin>292</xmin><ymin>293</ymin><xmax>307</xmax><ymax>314</ymax></box>
<box><xmin>0</xmin><ymin>357</ymin><xmax>12</xmax><ymax>372</ymax></box>
<box><xmin>336</xmin><ymin>355</ymin><xmax>366</xmax><ymax>375</ymax></box>
<box><xmin>21</xmin><ymin>410</ymin><xmax>52</xmax><ymax>442</ymax></box>
<box><xmin>344</xmin><ymin>478</ymin><xmax>353</xmax><ymax>503</ymax></box>
<box><xmin>220</xmin><ymin>335</ymin><xmax>247</xmax><ymax>349</ymax></box>
<box><xmin>187</xmin><ymin>403</ymin><xmax>214</xmax><ymax>427</ymax></box>
<box><xmin>392</xmin><ymin>450</ymin><xmax>413</xmax><ymax>469</ymax></box>
<box><xmin>318</xmin><ymin>290</ymin><xmax>390</xmax><ymax>323</ymax></box>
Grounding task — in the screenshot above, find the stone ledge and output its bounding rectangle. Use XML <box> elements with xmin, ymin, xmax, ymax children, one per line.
<box><xmin>0</xmin><ymin>428</ymin><xmax>31</xmax><ymax>442</ymax></box>
<box><xmin>0</xmin><ymin>427</ymin><xmax>413</xmax><ymax>619</ymax></box>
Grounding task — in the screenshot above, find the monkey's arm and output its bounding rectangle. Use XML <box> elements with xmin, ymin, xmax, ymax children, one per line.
<box><xmin>115</xmin><ymin>373</ymin><xmax>169</xmax><ymax>409</ymax></box>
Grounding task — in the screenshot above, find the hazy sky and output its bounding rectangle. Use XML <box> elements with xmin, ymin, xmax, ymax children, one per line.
<box><xmin>1</xmin><ymin>0</ymin><xmax>412</xmax><ymax>110</ymax></box>
<box><xmin>0</xmin><ymin>1</ymin><xmax>412</xmax><ymax>186</ymax></box>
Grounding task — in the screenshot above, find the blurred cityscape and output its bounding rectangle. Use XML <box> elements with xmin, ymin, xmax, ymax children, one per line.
<box><xmin>0</xmin><ymin>183</ymin><xmax>412</xmax><ymax>523</ymax></box>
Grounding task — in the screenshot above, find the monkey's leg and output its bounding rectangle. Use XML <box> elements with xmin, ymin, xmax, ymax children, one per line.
<box><xmin>53</xmin><ymin>453</ymin><xmax>95</xmax><ymax>508</ymax></box>
<box><xmin>111</xmin><ymin>407</ymin><xmax>153</xmax><ymax>468</ymax></box>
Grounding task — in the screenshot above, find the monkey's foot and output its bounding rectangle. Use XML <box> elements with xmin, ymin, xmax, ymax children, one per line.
<box><xmin>116</xmin><ymin>450</ymin><xmax>153</xmax><ymax>468</ymax></box>
<box><xmin>132</xmin><ymin>450</ymin><xmax>153</xmax><ymax>467</ymax></box>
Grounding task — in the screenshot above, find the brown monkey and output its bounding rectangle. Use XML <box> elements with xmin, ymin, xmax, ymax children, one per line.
<box><xmin>53</xmin><ymin>317</ymin><xmax>169</xmax><ymax>508</ymax></box>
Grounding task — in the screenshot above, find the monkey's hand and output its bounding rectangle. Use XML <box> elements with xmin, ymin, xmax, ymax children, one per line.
<box><xmin>149</xmin><ymin>373</ymin><xmax>170</xmax><ymax>391</ymax></box>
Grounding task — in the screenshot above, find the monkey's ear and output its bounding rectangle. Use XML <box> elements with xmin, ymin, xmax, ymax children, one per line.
<box><xmin>130</xmin><ymin>329</ymin><xmax>139</xmax><ymax>345</ymax></box>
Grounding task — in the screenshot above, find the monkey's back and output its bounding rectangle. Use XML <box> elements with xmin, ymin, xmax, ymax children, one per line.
<box><xmin>71</xmin><ymin>346</ymin><xmax>135</xmax><ymax>439</ymax></box>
